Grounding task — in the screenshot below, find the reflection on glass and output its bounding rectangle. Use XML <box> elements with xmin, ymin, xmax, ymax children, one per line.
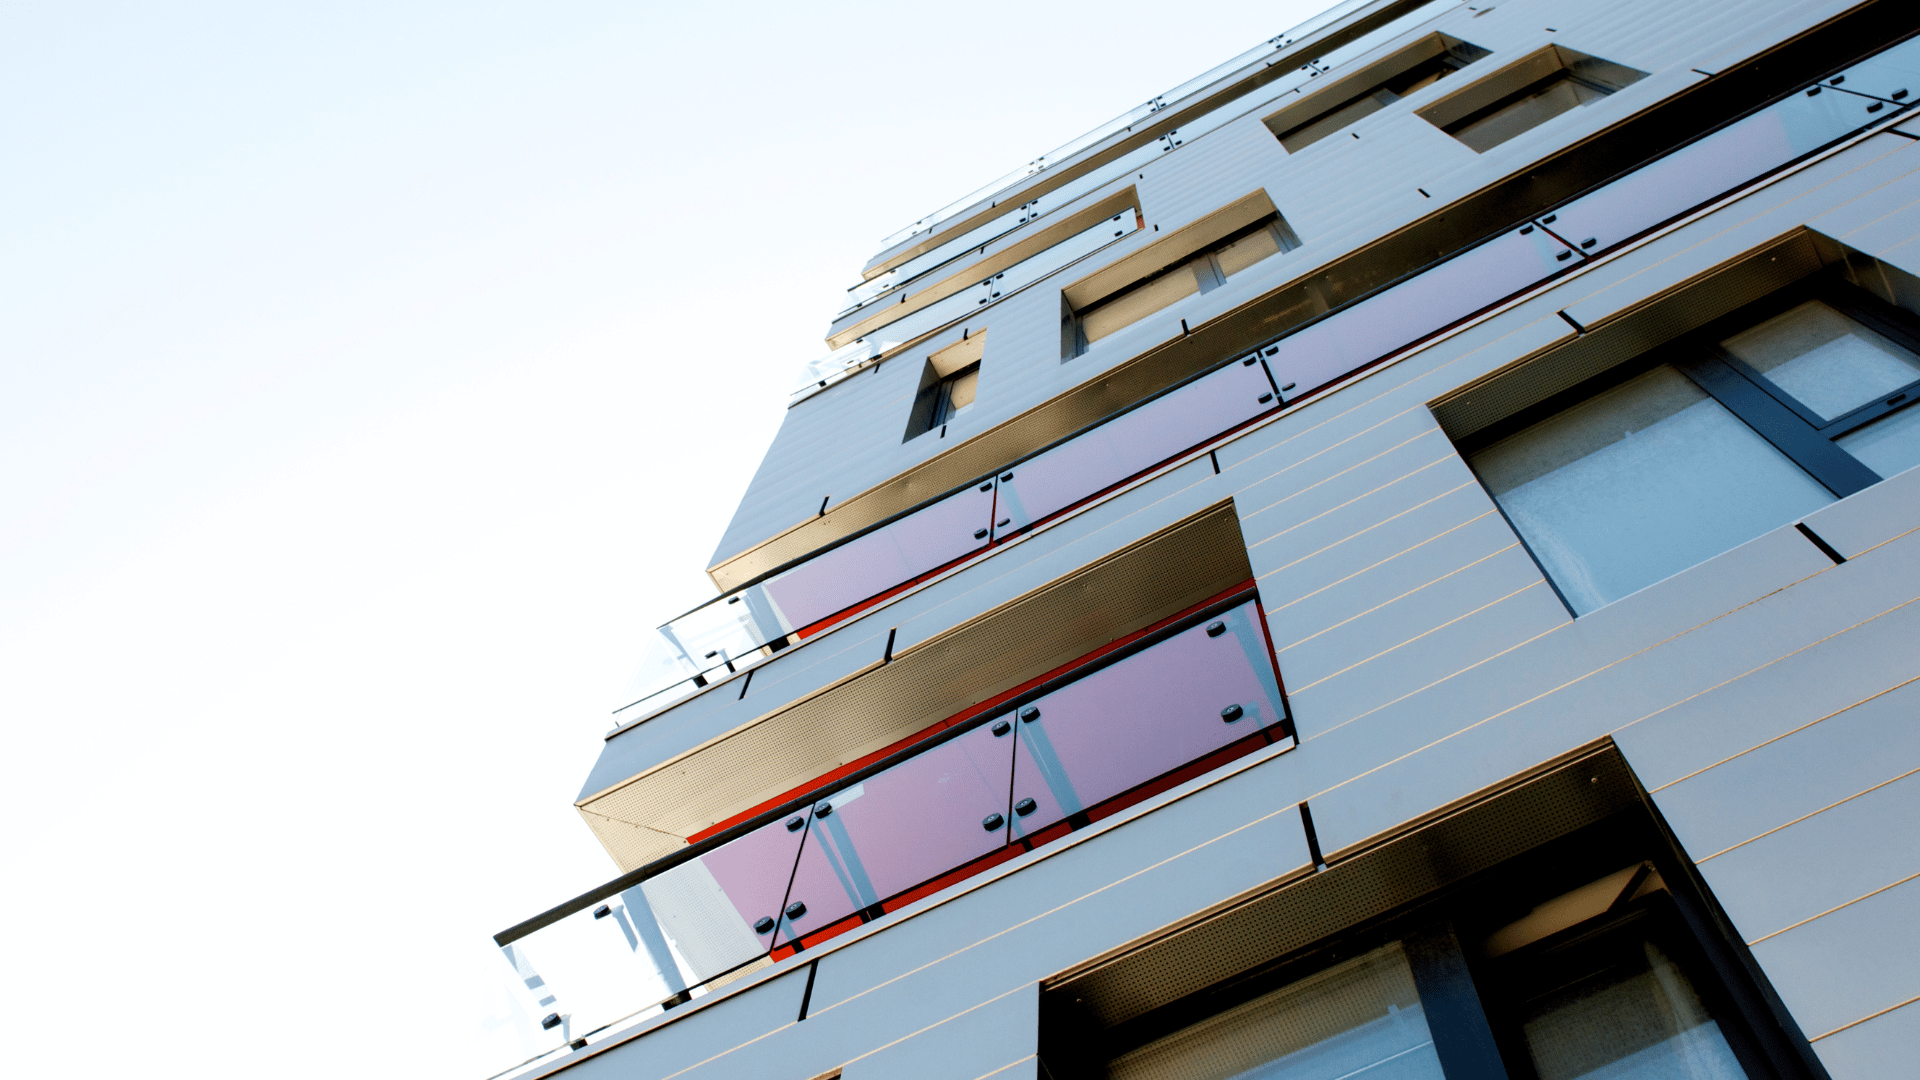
<box><xmin>1082</xmin><ymin>267</ymin><xmax>1202</xmax><ymax>343</ymax></box>
<box><xmin>1010</xmin><ymin>598</ymin><xmax>1284</xmax><ymax>836</ymax></box>
<box><xmin>1214</xmin><ymin>224</ymin><xmax>1286</xmax><ymax>276</ymax></box>
<box><xmin>1719</xmin><ymin>300</ymin><xmax>1920</xmax><ymax>420</ymax></box>
<box><xmin>1448</xmin><ymin>71</ymin><xmax>1609</xmax><ymax>152</ymax></box>
<box><xmin>1107</xmin><ymin>941</ymin><xmax>1444</xmax><ymax>1080</ymax></box>
<box><xmin>1523</xmin><ymin>939</ymin><xmax>1747</xmax><ymax>1080</ymax></box>
<box><xmin>1471</xmin><ymin>365</ymin><xmax>1835</xmax><ymax>615</ymax></box>
<box><xmin>1837</xmin><ymin>402</ymin><xmax>1920</xmax><ymax>478</ymax></box>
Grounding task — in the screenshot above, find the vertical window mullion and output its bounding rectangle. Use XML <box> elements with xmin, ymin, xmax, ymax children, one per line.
<box><xmin>1406</xmin><ymin>923</ymin><xmax>1512</xmax><ymax>1079</ymax></box>
<box><xmin>1673</xmin><ymin>349</ymin><xmax>1882</xmax><ymax>496</ymax></box>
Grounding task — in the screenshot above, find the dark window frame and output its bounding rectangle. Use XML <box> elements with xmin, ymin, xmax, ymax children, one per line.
<box><xmin>1040</xmin><ymin>815</ymin><xmax>1817</xmax><ymax>1080</ymax></box>
<box><xmin>1457</xmin><ymin>274</ymin><xmax>1919</xmax><ymax>491</ymax></box>
<box><xmin>1454</xmin><ymin>273</ymin><xmax>1919</xmax><ymax>614</ymax></box>
<box><xmin>1064</xmin><ymin>215</ymin><xmax>1303</xmax><ymax>358</ymax></box>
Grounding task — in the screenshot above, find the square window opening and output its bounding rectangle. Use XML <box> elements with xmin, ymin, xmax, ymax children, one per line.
<box><xmin>1063</xmin><ymin>213</ymin><xmax>1301</xmax><ymax>359</ymax></box>
<box><xmin>1417</xmin><ymin>45</ymin><xmax>1647</xmax><ymax>153</ymax></box>
<box><xmin>1265</xmin><ymin>33</ymin><xmax>1492</xmax><ymax>153</ymax></box>
<box><xmin>905</xmin><ymin>333</ymin><xmax>985</xmax><ymax>441</ymax></box>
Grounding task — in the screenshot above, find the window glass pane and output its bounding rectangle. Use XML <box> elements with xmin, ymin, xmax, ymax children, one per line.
<box><xmin>1836</xmin><ymin>402</ymin><xmax>1920</xmax><ymax>478</ymax></box>
<box><xmin>1718</xmin><ymin>300</ymin><xmax>1920</xmax><ymax>420</ymax></box>
<box><xmin>1450</xmin><ymin>74</ymin><xmax>1607</xmax><ymax>153</ymax></box>
<box><xmin>1522</xmin><ymin>939</ymin><xmax>1747</xmax><ymax>1080</ymax></box>
<box><xmin>940</xmin><ymin>363</ymin><xmax>975</xmax><ymax>409</ymax></box>
<box><xmin>1083</xmin><ymin>265</ymin><xmax>1201</xmax><ymax>342</ymax></box>
<box><xmin>1471</xmin><ymin>365</ymin><xmax>1835</xmax><ymax>615</ymax></box>
<box><xmin>1009</xmin><ymin>598</ymin><xmax>1284</xmax><ymax>837</ymax></box>
<box><xmin>1215</xmin><ymin>226</ymin><xmax>1284</xmax><ymax>278</ymax></box>
<box><xmin>1279</xmin><ymin>92</ymin><xmax>1393</xmax><ymax>152</ymax></box>
<box><xmin>1107</xmin><ymin>941</ymin><xmax>1444</xmax><ymax>1080</ymax></box>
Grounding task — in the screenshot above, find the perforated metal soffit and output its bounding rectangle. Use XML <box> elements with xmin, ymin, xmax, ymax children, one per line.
<box><xmin>1047</xmin><ymin>742</ymin><xmax>1641</xmax><ymax>1031</ymax></box>
<box><xmin>583</xmin><ymin>500</ymin><xmax>1255</xmax><ymax>872</ymax></box>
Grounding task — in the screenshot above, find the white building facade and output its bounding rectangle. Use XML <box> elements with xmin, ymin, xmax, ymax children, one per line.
<box><xmin>492</xmin><ymin>1</ymin><xmax>1920</xmax><ymax>1076</ymax></box>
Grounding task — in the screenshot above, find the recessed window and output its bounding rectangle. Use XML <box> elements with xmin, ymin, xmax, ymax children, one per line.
<box><xmin>1417</xmin><ymin>46</ymin><xmax>1646</xmax><ymax>153</ymax></box>
<box><xmin>1459</xmin><ymin>278</ymin><xmax>1920</xmax><ymax>615</ymax></box>
<box><xmin>1040</xmin><ymin>764</ymin><xmax>1809</xmax><ymax>1080</ymax></box>
<box><xmin>1064</xmin><ymin>213</ymin><xmax>1301</xmax><ymax>357</ymax></box>
<box><xmin>905</xmin><ymin>333</ymin><xmax>985</xmax><ymax>440</ymax></box>
<box><xmin>1475</xmin><ymin>868</ymin><xmax>1763</xmax><ymax>1080</ymax></box>
<box><xmin>1265</xmin><ymin>34</ymin><xmax>1491</xmax><ymax>153</ymax></box>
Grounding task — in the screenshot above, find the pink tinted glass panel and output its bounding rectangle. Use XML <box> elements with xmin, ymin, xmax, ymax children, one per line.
<box><xmin>1837</xmin><ymin>37</ymin><xmax>1920</xmax><ymax>103</ymax></box>
<box><xmin>995</xmin><ymin>360</ymin><xmax>1274</xmax><ymax>532</ymax></box>
<box><xmin>775</xmin><ymin>723</ymin><xmax>1013</xmax><ymax>942</ymax></box>
<box><xmin>693</xmin><ymin>810</ymin><xmax>813</xmax><ymax>956</ymax></box>
<box><xmin>760</xmin><ymin>483</ymin><xmax>993</xmax><ymax>629</ymax></box>
<box><xmin>1547</xmin><ymin>91</ymin><xmax>1878</xmax><ymax>253</ymax></box>
<box><xmin>1268</xmin><ymin>226</ymin><xmax>1572</xmax><ymax>400</ymax></box>
<box><xmin>1009</xmin><ymin>599</ymin><xmax>1284</xmax><ymax>838</ymax></box>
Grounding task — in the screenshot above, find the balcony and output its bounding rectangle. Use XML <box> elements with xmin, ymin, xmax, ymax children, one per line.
<box><xmin>631</xmin><ymin>38</ymin><xmax>1920</xmax><ymax>731</ymax></box>
<box><xmin>500</xmin><ymin>592</ymin><xmax>1291</xmax><ymax>1071</ymax></box>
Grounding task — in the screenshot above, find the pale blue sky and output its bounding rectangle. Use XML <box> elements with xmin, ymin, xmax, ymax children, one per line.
<box><xmin>0</xmin><ymin>2</ymin><xmax>1319</xmax><ymax>1074</ymax></box>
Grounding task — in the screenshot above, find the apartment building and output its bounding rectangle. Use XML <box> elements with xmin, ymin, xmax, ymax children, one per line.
<box><xmin>488</xmin><ymin>1</ymin><xmax>1920</xmax><ymax>1076</ymax></box>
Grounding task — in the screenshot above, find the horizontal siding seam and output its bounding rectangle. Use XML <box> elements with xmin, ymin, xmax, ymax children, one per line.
<box><xmin>1810</xmin><ymin>992</ymin><xmax>1920</xmax><ymax>1043</ymax></box>
<box><xmin>1248</xmin><ymin>457</ymin><xmax>1459</xmax><ymax>543</ymax></box>
<box><xmin>1264</xmin><ymin>509</ymin><xmax>1501</xmax><ymax>616</ymax></box>
<box><xmin>1290</xmin><ymin>580</ymin><xmax>1545</xmax><ymax>694</ymax></box>
<box><xmin>825</xmin><ymin>982</ymin><xmax>1030</xmax><ymax>1075</ymax></box>
<box><xmin>1651</xmin><ymin>673</ymin><xmax>1920</xmax><ymax>793</ymax></box>
<box><xmin>1699</xmin><ymin>765</ymin><xmax>1920</xmax><ymax>864</ymax></box>
<box><xmin>1615</xmin><ymin>593</ymin><xmax>1920</xmax><ymax>768</ymax></box>
<box><xmin>1238</xmin><ymin>425</ymin><xmax>1442</xmax><ymax>520</ymax></box>
<box><xmin>1299</xmin><ymin>546</ymin><xmax>1873</xmax><ymax>753</ymax></box>
<box><xmin>1747</xmin><ymin>869</ymin><xmax>1920</xmax><ymax>947</ymax></box>
<box><xmin>1278</xmin><ymin>541</ymin><xmax>1523</xmax><ymax>652</ymax></box>
<box><xmin>1253</xmin><ymin>480</ymin><xmax>1477</xmax><ymax>571</ymax></box>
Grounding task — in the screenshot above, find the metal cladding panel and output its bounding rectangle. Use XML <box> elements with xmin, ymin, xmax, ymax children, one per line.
<box><xmin>1275</xmin><ymin>544</ymin><xmax>1546</xmax><ymax>693</ymax></box>
<box><xmin>1232</xmin><ymin>410</ymin><xmax>1459</xmax><ymax>549</ymax></box>
<box><xmin>1748</xmin><ymin>874</ymin><xmax>1920</xmax><ymax>1040</ymax></box>
<box><xmin>838</xmin><ymin>984</ymin><xmax>1041</xmax><ymax>1080</ymax></box>
<box><xmin>1645</xmin><ymin>662</ymin><xmax>1920</xmax><ymax>858</ymax></box>
<box><xmin>1307</xmin><ymin>523</ymin><xmax>1910</xmax><ymax>861</ymax></box>
<box><xmin>1812</xmin><ymin>999</ymin><xmax>1920</xmax><ymax>1079</ymax></box>
<box><xmin>1696</xmin><ymin>770</ymin><xmax>1920</xmax><ymax>943</ymax></box>
<box><xmin>1264</xmin><ymin>510</ymin><xmax>1517</xmax><ymax>662</ymax></box>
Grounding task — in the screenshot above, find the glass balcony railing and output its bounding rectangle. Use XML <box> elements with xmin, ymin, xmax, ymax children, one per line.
<box><xmin>865</xmin><ymin>0</ymin><xmax>1444</xmax><ymax>260</ymax></box>
<box><xmin>494</xmin><ymin>36</ymin><xmax>1920</xmax><ymax>1079</ymax></box>
<box><xmin>627</xmin><ymin>349</ymin><xmax>1284</xmax><ymax>727</ymax></box>
<box><xmin>805</xmin><ymin>207</ymin><xmax>1143</xmax><ymax>401</ymax></box>
<box><xmin>504</xmin><ymin>594</ymin><xmax>1290</xmax><ymax>1066</ymax></box>
<box><xmin>667</xmin><ymin>37</ymin><xmax>1919</xmax><ymax>731</ymax></box>
<box><xmin>1267</xmin><ymin>51</ymin><xmax>1910</xmax><ymax>399</ymax></box>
